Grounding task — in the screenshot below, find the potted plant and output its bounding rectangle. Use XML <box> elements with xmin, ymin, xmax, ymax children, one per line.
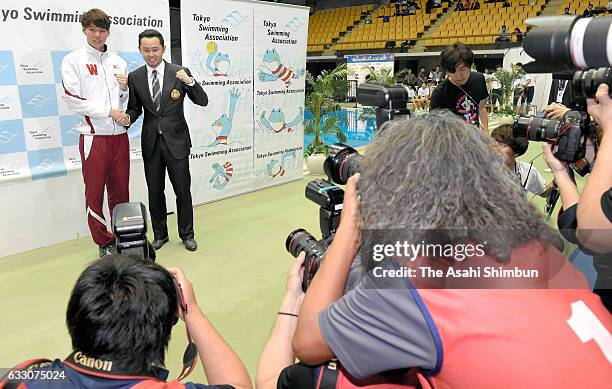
<box><xmin>304</xmin><ymin>64</ymin><xmax>349</xmax><ymax>174</ymax></box>
<box><xmin>492</xmin><ymin>65</ymin><xmax>522</xmax><ymax>124</ymax></box>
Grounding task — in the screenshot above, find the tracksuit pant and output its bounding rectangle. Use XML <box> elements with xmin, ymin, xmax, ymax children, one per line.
<box><xmin>79</xmin><ymin>133</ymin><xmax>130</xmax><ymax>247</ymax></box>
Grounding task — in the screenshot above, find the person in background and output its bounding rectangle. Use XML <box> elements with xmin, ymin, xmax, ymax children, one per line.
<box><xmin>430</xmin><ymin>43</ymin><xmax>489</xmax><ymax>132</ymax></box>
<box><xmin>417</xmin><ymin>66</ymin><xmax>428</xmax><ymax>87</ymax></box>
<box><xmin>491</xmin><ymin>125</ymin><xmax>550</xmax><ymax>198</ymax></box>
<box><xmin>429</xmin><ymin>65</ymin><xmax>443</xmax><ymax>83</ymax></box>
<box><xmin>513</xmin><ymin>27</ymin><xmax>524</xmax><ymax>43</ymax></box>
<box><xmin>417</xmin><ymin>81</ymin><xmax>431</xmax><ymax>111</ymax></box>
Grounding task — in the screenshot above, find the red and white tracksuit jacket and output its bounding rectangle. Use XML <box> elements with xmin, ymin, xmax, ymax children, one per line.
<box><xmin>61</xmin><ymin>45</ymin><xmax>130</xmax><ymax>247</ymax></box>
<box><xmin>61</xmin><ymin>45</ymin><xmax>128</xmax><ymax>136</ymax></box>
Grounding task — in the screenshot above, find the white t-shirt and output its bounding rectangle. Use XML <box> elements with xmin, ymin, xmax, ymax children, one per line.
<box><xmin>418</xmin><ymin>86</ymin><xmax>429</xmax><ymax>97</ymax></box>
<box><xmin>515</xmin><ymin>160</ymin><xmax>546</xmax><ymax>195</ymax></box>
<box><xmin>514</xmin><ymin>73</ymin><xmax>534</xmax><ymax>88</ymax></box>
<box><xmin>405</xmin><ymin>86</ymin><xmax>416</xmax><ymax>98</ymax></box>
<box><xmin>490</xmin><ymin>74</ymin><xmax>501</xmax><ymax>90</ymax></box>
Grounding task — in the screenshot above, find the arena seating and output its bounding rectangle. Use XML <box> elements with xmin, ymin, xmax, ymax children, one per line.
<box><xmin>333</xmin><ymin>2</ymin><xmax>447</xmax><ymax>51</ymax></box>
<box><xmin>422</xmin><ymin>0</ymin><xmax>545</xmax><ymax>47</ymax></box>
<box><xmin>307</xmin><ymin>0</ymin><xmax>611</xmax><ymax>53</ymax></box>
<box><xmin>557</xmin><ymin>0</ymin><xmax>612</xmax><ymax>15</ymax></box>
<box><xmin>307</xmin><ymin>5</ymin><xmax>373</xmax><ymax>52</ymax></box>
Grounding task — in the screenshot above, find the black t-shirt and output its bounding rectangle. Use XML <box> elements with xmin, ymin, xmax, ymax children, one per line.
<box><xmin>429</xmin><ymin>71</ymin><xmax>489</xmax><ymax>127</ymax></box>
<box><xmin>602</xmin><ymin>188</ymin><xmax>612</xmax><ymax>222</ymax></box>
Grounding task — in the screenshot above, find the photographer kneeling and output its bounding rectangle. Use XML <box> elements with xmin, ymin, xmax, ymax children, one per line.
<box><xmin>280</xmin><ymin>111</ymin><xmax>610</xmax><ymax>388</ymax></box>
<box><xmin>1</xmin><ymin>255</ymin><xmax>252</xmax><ymax>389</ymax></box>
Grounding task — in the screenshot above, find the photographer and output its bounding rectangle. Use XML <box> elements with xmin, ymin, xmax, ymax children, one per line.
<box><xmin>1</xmin><ymin>255</ymin><xmax>252</xmax><ymax>389</ymax></box>
<box><xmin>491</xmin><ymin>125</ymin><xmax>550</xmax><ymax>198</ymax></box>
<box><xmin>291</xmin><ymin>111</ymin><xmax>611</xmax><ymax>387</ymax></box>
<box><xmin>542</xmin><ymin>85</ymin><xmax>612</xmax><ymax>311</ymax></box>
<box><xmin>577</xmin><ymin>84</ymin><xmax>612</xmax><ymax>254</ymax></box>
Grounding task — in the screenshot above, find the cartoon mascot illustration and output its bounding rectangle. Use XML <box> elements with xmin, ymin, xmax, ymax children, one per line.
<box><xmin>210</xmin><ymin>88</ymin><xmax>240</xmax><ymax>146</ymax></box>
<box><xmin>258</xmin><ymin>48</ymin><xmax>304</xmax><ymax>87</ymax></box>
<box><xmin>260</xmin><ymin>107</ymin><xmax>303</xmax><ymax>133</ymax></box>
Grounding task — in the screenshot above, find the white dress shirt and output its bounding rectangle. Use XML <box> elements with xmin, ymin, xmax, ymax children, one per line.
<box><xmin>146</xmin><ymin>61</ymin><xmax>166</xmax><ymax>98</ymax></box>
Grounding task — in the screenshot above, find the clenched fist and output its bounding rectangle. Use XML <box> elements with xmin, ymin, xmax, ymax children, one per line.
<box><xmin>176</xmin><ymin>69</ymin><xmax>193</xmax><ymax>84</ymax></box>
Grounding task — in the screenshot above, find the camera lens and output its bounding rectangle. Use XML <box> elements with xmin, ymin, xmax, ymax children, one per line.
<box><xmin>513</xmin><ymin>116</ymin><xmax>561</xmax><ymax>141</ymax></box>
<box><xmin>573</xmin><ymin>67</ymin><xmax>612</xmax><ymax>99</ymax></box>
<box><xmin>523</xmin><ymin>16</ymin><xmax>612</xmax><ymax>72</ymax></box>
<box><xmin>323</xmin><ymin>144</ymin><xmax>362</xmax><ymax>185</ymax></box>
<box><xmin>285</xmin><ymin>228</ymin><xmax>318</xmax><ymax>258</ymax></box>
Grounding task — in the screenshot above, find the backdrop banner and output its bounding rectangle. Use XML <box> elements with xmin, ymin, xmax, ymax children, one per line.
<box><xmin>0</xmin><ymin>0</ymin><xmax>171</xmax><ymax>185</ymax></box>
<box><xmin>181</xmin><ymin>0</ymin><xmax>309</xmax><ymax>204</ymax></box>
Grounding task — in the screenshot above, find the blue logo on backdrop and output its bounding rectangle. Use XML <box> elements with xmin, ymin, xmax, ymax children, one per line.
<box><xmin>60</xmin><ymin>115</ymin><xmax>81</xmax><ymax>147</ymax></box>
<box><xmin>28</xmin><ymin>147</ymin><xmax>66</xmax><ymax>180</ymax></box>
<box><xmin>19</xmin><ymin>85</ymin><xmax>59</xmax><ymax>118</ymax></box>
<box><xmin>285</xmin><ymin>18</ymin><xmax>305</xmax><ymax>32</ymax></box>
<box><xmin>0</xmin><ymin>119</ymin><xmax>25</xmax><ymax>154</ymax></box>
<box><xmin>222</xmin><ymin>10</ymin><xmax>247</xmax><ymax>27</ymax></box>
<box><xmin>51</xmin><ymin>51</ymin><xmax>70</xmax><ymax>84</ymax></box>
<box><xmin>0</xmin><ymin>51</ymin><xmax>17</xmax><ymax>86</ymax></box>
<box><xmin>118</xmin><ymin>52</ymin><xmax>145</xmax><ymax>73</ymax></box>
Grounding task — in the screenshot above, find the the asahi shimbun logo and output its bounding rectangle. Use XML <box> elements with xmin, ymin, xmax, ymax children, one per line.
<box><xmin>73</xmin><ymin>351</ymin><xmax>113</xmax><ymax>371</ymax></box>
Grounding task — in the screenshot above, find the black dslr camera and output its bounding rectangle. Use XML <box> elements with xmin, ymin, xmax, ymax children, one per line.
<box><xmin>513</xmin><ymin>16</ymin><xmax>611</xmax><ymax>170</ymax></box>
<box><xmin>285</xmin><ymin>144</ymin><xmax>362</xmax><ymax>292</ymax></box>
<box><xmin>512</xmin><ymin>110</ymin><xmax>590</xmax><ymax>165</ymax></box>
<box><xmin>112</xmin><ymin>202</ymin><xmax>155</xmax><ymax>261</ymax></box>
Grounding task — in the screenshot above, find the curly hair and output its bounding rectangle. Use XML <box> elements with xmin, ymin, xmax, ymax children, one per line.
<box><xmin>358</xmin><ymin>110</ymin><xmax>557</xmax><ymax>261</ymax></box>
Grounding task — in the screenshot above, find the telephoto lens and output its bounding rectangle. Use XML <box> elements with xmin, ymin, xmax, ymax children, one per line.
<box><xmin>523</xmin><ymin>16</ymin><xmax>612</xmax><ymax>73</ymax></box>
<box><xmin>573</xmin><ymin>67</ymin><xmax>612</xmax><ymax>99</ymax></box>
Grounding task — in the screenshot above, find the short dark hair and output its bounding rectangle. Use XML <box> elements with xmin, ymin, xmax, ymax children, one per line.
<box><xmin>440</xmin><ymin>43</ymin><xmax>474</xmax><ymax>73</ymax></box>
<box><xmin>81</xmin><ymin>9</ymin><xmax>110</xmax><ymax>31</ymax></box>
<box><xmin>491</xmin><ymin>124</ymin><xmax>528</xmax><ymax>156</ymax></box>
<box><xmin>138</xmin><ymin>29</ymin><xmax>165</xmax><ymax>47</ymax></box>
<box><xmin>66</xmin><ymin>255</ymin><xmax>178</xmax><ymax>374</ymax></box>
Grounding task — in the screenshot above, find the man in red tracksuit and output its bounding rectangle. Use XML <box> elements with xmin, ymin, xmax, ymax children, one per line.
<box><xmin>61</xmin><ymin>9</ymin><xmax>131</xmax><ymax>256</ymax></box>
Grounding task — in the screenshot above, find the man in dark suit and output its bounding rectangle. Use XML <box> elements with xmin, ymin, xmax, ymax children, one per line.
<box><xmin>126</xmin><ymin>29</ymin><xmax>208</xmax><ymax>252</ymax></box>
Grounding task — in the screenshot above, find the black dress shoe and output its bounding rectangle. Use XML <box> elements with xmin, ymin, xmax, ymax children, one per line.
<box><xmin>152</xmin><ymin>237</ymin><xmax>169</xmax><ymax>250</ymax></box>
<box><xmin>183</xmin><ymin>238</ymin><xmax>198</xmax><ymax>251</ymax></box>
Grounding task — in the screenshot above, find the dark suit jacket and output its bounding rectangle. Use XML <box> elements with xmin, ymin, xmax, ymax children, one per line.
<box><xmin>126</xmin><ymin>61</ymin><xmax>208</xmax><ymax>160</ymax></box>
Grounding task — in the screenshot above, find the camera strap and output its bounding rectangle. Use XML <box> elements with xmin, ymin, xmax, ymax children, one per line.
<box><xmin>174</xmin><ymin>280</ymin><xmax>199</xmax><ymax>382</ymax></box>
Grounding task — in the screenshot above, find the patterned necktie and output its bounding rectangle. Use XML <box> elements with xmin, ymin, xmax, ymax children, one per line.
<box><xmin>151</xmin><ymin>69</ymin><xmax>161</xmax><ymax>111</ymax></box>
